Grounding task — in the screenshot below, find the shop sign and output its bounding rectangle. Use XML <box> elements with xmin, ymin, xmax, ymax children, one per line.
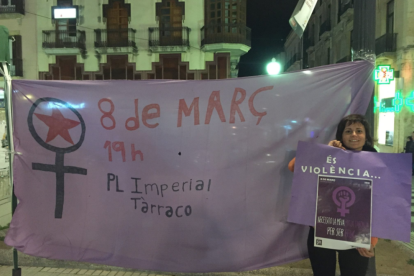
<box><xmin>374</xmin><ymin>65</ymin><xmax>394</xmax><ymax>85</ymax></box>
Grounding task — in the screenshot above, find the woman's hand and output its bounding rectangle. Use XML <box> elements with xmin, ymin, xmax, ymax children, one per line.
<box><xmin>357</xmin><ymin>245</ymin><xmax>375</xmax><ymax>258</ymax></box>
<box><xmin>328</xmin><ymin>140</ymin><xmax>346</xmax><ymax>150</ymax></box>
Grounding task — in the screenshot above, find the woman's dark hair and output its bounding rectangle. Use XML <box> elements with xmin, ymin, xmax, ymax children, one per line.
<box><xmin>335</xmin><ymin>114</ymin><xmax>373</xmax><ymax>146</ymax></box>
<box><xmin>407</xmin><ymin>136</ymin><xmax>413</xmax><ymax>142</ymax></box>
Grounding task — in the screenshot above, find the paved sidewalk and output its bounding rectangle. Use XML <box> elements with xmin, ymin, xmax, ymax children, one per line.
<box><xmin>0</xmin><ymin>265</ymin><xmax>406</xmax><ymax>276</ymax></box>
<box><xmin>0</xmin><ymin>265</ymin><xmax>318</xmax><ymax>276</ymax></box>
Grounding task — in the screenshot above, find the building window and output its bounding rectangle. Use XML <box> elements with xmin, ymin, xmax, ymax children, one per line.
<box><xmin>205</xmin><ymin>0</ymin><xmax>246</xmax><ymax>27</ymax></box>
<box><xmin>150</xmin><ymin>54</ymin><xmax>195</xmax><ymax>80</ymax></box>
<box><xmin>103</xmin><ymin>0</ymin><xmax>130</xmax><ymax>47</ymax></box>
<box><xmin>10</xmin><ymin>35</ymin><xmax>22</xmax><ymax>77</ymax></box>
<box><xmin>204</xmin><ymin>0</ymin><xmax>247</xmax><ymax>45</ymax></box>
<box><xmin>156</xmin><ymin>0</ymin><xmax>184</xmax><ymax>44</ymax></box>
<box><xmin>319</xmin><ymin>15</ymin><xmax>322</xmax><ymax>40</ymax></box>
<box><xmin>57</xmin><ymin>0</ymin><xmax>72</xmax><ymax>6</ymax></box>
<box><xmin>55</xmin><ymin>0</ymin><xmax>76</xmax><ymax>37</ymax></box>
<box><xmin>201</xmin><ymin>54</ymin><xmax>229</xmax><ymax>80</ymax></box>
<box><xmin>42</xmin><ymin>56</ymin><xmax>84</xmax><ymax>81</ymax></box>
<box><xmin>1</xmin><ymin>0</ymin><xmax>11</xmax><ymax>6</ymax></box>
<box><xmin>100</xmin><ymin>55</ymin><xmax>134</xmax><ymax>80</ymax></box>
<box><xmin>327</xmin><ymin>4</ymin><xmax>331</xmax><ymax>23</ymax></box>
<box><xmin>387</xmin><ymin>0</ymin><xmax>394</xmax><ymax>34</ymax></box>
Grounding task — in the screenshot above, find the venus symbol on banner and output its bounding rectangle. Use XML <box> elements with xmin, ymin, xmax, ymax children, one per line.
<box><xmin>27</xmin><ymin>98</ymin><xmax>87</xmax><ymax>219</ymax></box>
<box><xmin>332</xmin><ymin>186</ymin><xmax>356</xmax><ymax>217</ymax></box>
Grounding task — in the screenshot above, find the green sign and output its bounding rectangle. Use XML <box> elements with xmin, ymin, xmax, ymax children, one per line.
<box><xmin>374</xmin><ymin>91</ymin><xmax>414</xmax><ymax>113</ymax></box>
<box><xmin>374</xmin><ymin>65</ymin><xmax>394</xmax><ymax>85</ymax></box>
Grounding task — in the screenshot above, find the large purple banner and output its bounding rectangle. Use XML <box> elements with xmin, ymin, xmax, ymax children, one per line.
<box><xmin>6</xmin><ymin>61</ymin><xmax>374</xmax><ymax>272</ymax></box>
<box><xmin>288</xmin><ymin>141</ymin><xmax>412</xmax><ymax>243</ymax></box>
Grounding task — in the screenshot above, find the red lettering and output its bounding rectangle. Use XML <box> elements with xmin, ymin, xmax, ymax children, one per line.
<box><xmin>248</xmin><ymin>86</ymin><xmax>273</xmax><ymax>125</ymax></box>
<box><xmin>104</xmin><ymin>140</ymin><xmax>112</xmax><ymax>161</ymax></box>
<box><xmin>125</xmin><ymin>99</ymin><xmax>139</xmax><ymax>131</ymax></box>
<box><xmin>205</xmin><ymin>90</ymin><xmax>226</xmax><ymax>124</ymax></box>
<box><xmin>112</xmin><ymin>141</ymin><xmax>126</xmax><ymax>162</ymax></box>
<box><xmin>142</xmin><ymin>104</ymin><xmax>160</xmax><ymax>128</ymax></box>
<box><xmin>177</xmin><ymin>97</ymin><xmax>200</xmax><ymax>127</ymax></box>
<box><xmin>229</xmin><ymin>88</ymin><xmax>246</xmax><ymax>124</ymax></box>
<box><xmin>98</xmin><ymin>98</ymin><xmax>116</xmax><ymax>130</ymax></box>
<box><xmin>131</xmin><ymin>144</ymin><xmax>144</xmax><ymax>161</ymax></box>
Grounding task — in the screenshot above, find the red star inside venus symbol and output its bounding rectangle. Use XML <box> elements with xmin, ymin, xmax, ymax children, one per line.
<box><xmin>34</xmin><ymin>108</ymin><xmax>80</xmax><ymax>145</ymax></box>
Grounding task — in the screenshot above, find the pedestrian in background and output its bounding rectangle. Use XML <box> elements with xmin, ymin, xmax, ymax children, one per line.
<box><xmin>404</xmin><ymin>132</ymin><xmax>414</xmax><ymax>175</ymax></box>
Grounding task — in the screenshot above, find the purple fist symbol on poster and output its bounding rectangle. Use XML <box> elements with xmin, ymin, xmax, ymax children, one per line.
<box><xmin>332</xmin><ymin>186</ymin><xmax>356</xmax><ymax>217</ymax></box>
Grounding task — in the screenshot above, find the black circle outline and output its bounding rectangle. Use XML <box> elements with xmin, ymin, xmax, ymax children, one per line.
<box><xmin>27</xmin><ymin>97</ymin><xmax>86</xmax><ymax>153</ymax></box>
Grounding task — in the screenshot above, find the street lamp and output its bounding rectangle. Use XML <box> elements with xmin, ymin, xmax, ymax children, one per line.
<box><xmin>266</xmin><ymin>58</ymin><xmax>282</xmax><ymax>75</ymax></box>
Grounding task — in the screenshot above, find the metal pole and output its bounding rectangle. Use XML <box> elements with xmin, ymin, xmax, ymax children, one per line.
<box><xmin>1</xmin><ymin>62</ymin><xmax>20</xmax><ymax>276</ymax></box>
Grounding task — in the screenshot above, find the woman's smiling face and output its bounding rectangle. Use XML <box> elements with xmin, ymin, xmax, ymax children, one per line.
<box><xmin>342</xmin><ymin>122</ymin><xmax>366</xmax><ymax>151</ymax></box>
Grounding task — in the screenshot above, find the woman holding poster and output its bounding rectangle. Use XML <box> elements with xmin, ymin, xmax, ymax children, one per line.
<box><xmin>288</xmin><ymin>114</ymin><xmax>377</xmax><ymax>276</ymax></box>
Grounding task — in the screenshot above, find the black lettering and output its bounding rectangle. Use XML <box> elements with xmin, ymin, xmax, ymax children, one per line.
<box><xmin>165</xmin><ymin>206</ymin><xmax>173</xmax><ymax>217</ymax></box>
<box><xmin>158</xmin><ymin>205</ymin><xmax>164</xmax><ymax>215</ymax></box>
<box><xmin>182</xmin><ymin>181</ymin><xmax>188</xmax><ymax>192</ymax></box>
<box><xmin>172</xmin><ymin>182</ymin><xmax>179</xmax><ymax>192</ymax></box>
<box><xmin>141</xmin><ymin>202</ymin><xmax>148</xmax><ymax>213</ymax></box>
<box><xmin>107</xmin><ymin>173</ymin><xmax>116</xmax><ymax>191</ymax></box>
<box><xmin>131</xmin><ymin>197</ymin><xmax>142</xmax><ymax>209</ymax></box>
<box><xmin>160</xmin><ymin>184</ymin><xmax>168</xmax><ymax>197</ymax></box>
<box><xmin>131</xmin><ymin>177</ymin><xmax>142</xmax><ymax>194</ymax></box>
<box><xmin>195</xmin><ymin>180</ymin><xmax>204</xmax><ymax>191</ymax></box>
<box><xmin>176</xmin><ymin>206</ymin><xmax>183</xmax><ymax>217</ymax></box>
<box><xmin>151</xmin><ymin>204</ymin><xmax>156</xmax><ymax>213</ymax></box>
<box><xmin>116</xmin><ymin>175</ymin><xmax>124</xmax><ymax>192</ymax></box>
<box><xmin>145</xmin><ymin>183</ymin><xmax>159</xmax><ymax>195</ymax></box>
<box><xmin>185</xmin><ymin>205</ymin><xmax>192</xmax><ymax>216</ymax></box>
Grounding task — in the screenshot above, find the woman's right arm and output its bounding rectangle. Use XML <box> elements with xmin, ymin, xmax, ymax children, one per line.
<box><xmin>288</xmin><ymin>157</ymin><xmax>296</xmax><ymax>172</ymax></box>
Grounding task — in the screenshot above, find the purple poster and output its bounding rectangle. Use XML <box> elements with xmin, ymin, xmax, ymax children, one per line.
<box><xmin>314</xmin><ymin>175</ymin><xmax>372</xmax><ymax>250</ymax></box>
<box><xmin>288</xmin><ymin>141</ymin><xmax>412</xmax><ymax>243</ymax></box>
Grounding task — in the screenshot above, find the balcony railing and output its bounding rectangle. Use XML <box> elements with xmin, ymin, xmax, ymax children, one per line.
<box><xmin>338</xmin><ymin>1</ymin><xmax>353</xmax><ymax>18</ymax></box>
<box><xmin>319</xmin><ymin>20</ymin><xmax>331</xmax><ymax>37</ymax></box>
<box><xmin>336</xmin><ymin>55</ymin><xmax>351</xmax><ymax>63</ymax></box>
<box><xmin>149</xmin><ymin>27</ymin><xmax>190</xmax><ymax>47</ymax></box>
<box><xmin>201</xmin><ymin>24</ymin><xmax>251</xmax><ymax>47</ymax></box>
<box><xmin>0</xmin><ymin>0</ymin><xmax>25</xmax><ymax>15</ymax></box>
<box><xmin>375</xmin><ymin>33</ymin><xmax>397</xmax><ymax>56</ymax></box>
<box><xmin>10</xmin><ymin>58</ymin><xmax>23</xmax><ymax>77</ymax></box>
<box><xmin>94</xmin><ymin>28</ymin><xmax>137</xmax><ymax>50</ymax></box>
<box><xmin>42</xmin><ymin>30</ymin><xmax>86</xmax><ymax>50</ymax></box>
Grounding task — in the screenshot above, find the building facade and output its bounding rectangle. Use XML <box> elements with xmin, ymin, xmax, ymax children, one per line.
<box><xmin>373</xmin><ymin>0</ymin><xmax>414</xmax><ymax>154</ymax></box>
<box><xmin>0</xmin><ymin>0</ymin><xmax>251</xmax><ymax>82</ymax></box>
<box><xmin>282</xmin><ymin>0</ymin><xmax>414</xmax><ymax>154</ymax></box>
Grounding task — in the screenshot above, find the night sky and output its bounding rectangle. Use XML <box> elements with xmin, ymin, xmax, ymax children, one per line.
<box><xmin>238</xmin><ymin>0</ymin><xmax>300</xmax><ymax>77</ymax></box>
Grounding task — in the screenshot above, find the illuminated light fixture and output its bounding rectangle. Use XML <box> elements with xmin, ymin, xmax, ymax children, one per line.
<box><xmin>52</xmin><ymin>6</ymin><xmax>79</xmax><ymax>19</ymax></box>
<box><xmin>373</xmin><ymin>96</ymin><xmax>380</xmax><ymax>113</ymax></box>
<box><xmin>405</xmin><ymin>91</ymin><xmax>414</xmax><ymax>112</ymax></box>
<box><xmin>374</xmin><ymin>65</ymin><xmax>394</xmax><ymax>85</ymax></box>
<box><xmin>376</xmin><ymin>91</ymin><xmax>404</xmax><ymax>113</ymax></box>
<box><xmin>392</xmin><ymin>92</ymin><xmax>403</xmax><ymax>113</ymax></box>
<box><xmin>266</xmin><ymin>58</ymin><xmax>282</xmax><ymax>75</ymax></box>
